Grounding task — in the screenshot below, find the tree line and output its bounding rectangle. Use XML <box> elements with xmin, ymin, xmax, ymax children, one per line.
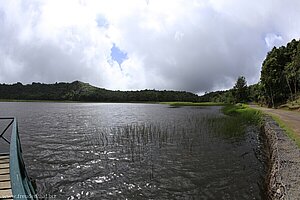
<box><xmin>260</xmin><ymin>39</ymin><xmax>300</xmax><ymax>107</ymax></box>
<box><xmin>0</xmin><ymin>81</ymin><xmax>199</xmax><ymax>102</ymax></box>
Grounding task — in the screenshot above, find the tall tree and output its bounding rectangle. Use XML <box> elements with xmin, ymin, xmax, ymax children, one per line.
<box><xmin>260</xmin><ymin>46</ymin><xmax>290</xmax><ymax>107</ymax></box>
<box><xmin>284</xmin><ymin>40</ymin><xmax>300</xmax><ymax>100</ymax></box>
<box><xmin>232</xmin><ymin>76</ymin><xmax>248</xmax><ymax>103</ymax></box>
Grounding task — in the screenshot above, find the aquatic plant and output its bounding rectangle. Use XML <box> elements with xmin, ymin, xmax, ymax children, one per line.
<box><xmin>161</xmin><ymin>102</ymin><xmax>227</xmax><ymax>107</ymax></box>
<box><xmin>222</xmin><ymin>104</ymin><xmax>263</xmax><ymax>125</ymax></box>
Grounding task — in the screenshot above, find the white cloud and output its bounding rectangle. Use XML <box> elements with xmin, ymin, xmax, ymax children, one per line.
<box><xmin>264</xmin><ymin>33</ymin><xmax>283</xmax><ymax>49</ymax></box>
<box><xmin>0</xmin><ymin>0</ymin><xmax>300</xmax><ymax>93</ymax></box>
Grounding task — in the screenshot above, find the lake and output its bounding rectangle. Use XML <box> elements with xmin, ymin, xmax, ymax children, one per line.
<box><xmin>0</xmin><ymin>102</ymin><xmax>267</xmax><ymax>199</ymax></box>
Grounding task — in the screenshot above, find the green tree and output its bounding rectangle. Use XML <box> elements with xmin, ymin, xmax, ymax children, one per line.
<box><xmin>232</xmin><ymin>76</ymin><xmax>248</xmax><ymax>103</ymax></box>
<box><xmin>260</xmin><ymin>46</ymin><xmax>290</xmax><ymax>107</ymax></box>
<box><xmin>248</xmin><ymin>83</ymin><xmax>261</xmax><ymax>103</ymax></box>
<box><xmin>284</xmin><ymin>41</ymin><xmax>300</xmax><ymax>100</ymax></box>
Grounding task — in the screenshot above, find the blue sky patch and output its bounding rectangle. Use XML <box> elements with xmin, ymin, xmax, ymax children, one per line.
<box><xmin>96</xmin><ymin>15</ymin><xmax>109</xmax><ymax>28</ymax></box>
<box><xmin>110</xmin><ymin>43</ymin><xmax>128</xmax><ymax>66</ymax></box>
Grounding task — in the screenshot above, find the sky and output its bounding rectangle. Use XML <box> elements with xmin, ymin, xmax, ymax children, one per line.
<box><xmin>0</xmin><ymin>0</ymin><xmax>300</xmax><ymax>94</ymax></box>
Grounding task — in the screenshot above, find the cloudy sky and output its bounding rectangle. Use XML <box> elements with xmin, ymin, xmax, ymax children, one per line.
<box><xmin>0</xmin><ymin>0</ymin><xmax>300</xmax><ymax>94</ymax></box>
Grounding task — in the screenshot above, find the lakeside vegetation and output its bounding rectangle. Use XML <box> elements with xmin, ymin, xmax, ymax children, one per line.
<box><xmin>160</xmin><ymin>102</ymin><xmax>227</xmax><ymax>106</ymax></box>
<box><xmin>218</xmin><ymin>104</ymin><xmax>263</xmax><ymax>137</ymax></box>
<box><xmin>160</xmin><ymin>102</ymin><xmax>263</xmax><ymax>138</ymax></box>
<box><xmin>222</xmin><ymin>104</ymin><xmax>300</xmax><ymax>148</ymax></box>
<box><xmin>0</xmin><ymin>81</ymin><xmax>198</xmax><ymax>103</ymax></box>
<box><xmin>222</xmin><ymin>104</ymin><xmax>263</xmax><ymax>126</ymax></box>
<box><xmin>161</xmin><ymin>101</ymin><xmax>300</xmax><ymax>148</ymax></box>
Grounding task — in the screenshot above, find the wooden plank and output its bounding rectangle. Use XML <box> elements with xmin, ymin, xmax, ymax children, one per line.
<box><xmin>0</xmin><ymin>174</ymin><xmax>10</xmax><ymax>182</ymax></box>
<box><xmin>0</xmin><ymin>159</ymin><xmax>9</xmax><ymax>164</ymax></box>
<box><xmin>0</xmin><ymin>181</ymin><xmax>11</xmax><ymax>189</ymax></box>
<box><xmin>0</xmin><ymin>163</ymin><xmax>9</xmax><ymax>169</ymax></box>
<box><xmin>0</xmin><ymin>168</ymin><xmax>9</xmax><ymax>175</ymax></box>
<box><xmin>0</xmin><ymin>155</ymin><xmax>9</xmax><ymax>160</ymax></box>
<box><xmin>0</xmin><ymin>189</ymin><xmax>13</xmax><ymax>198</ymax></box>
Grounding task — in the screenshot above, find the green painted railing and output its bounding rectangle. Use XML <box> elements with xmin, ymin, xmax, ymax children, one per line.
<box><xmin>1</xmin><ymin>117</ymin><xmax>38</xmax><ymax>199</ymax></box>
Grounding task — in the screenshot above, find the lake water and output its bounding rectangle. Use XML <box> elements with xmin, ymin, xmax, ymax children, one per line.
<box><xmin>0</xmin><ymin>102</ymin><xmax>267</xmax><ymax>199</ymax></box>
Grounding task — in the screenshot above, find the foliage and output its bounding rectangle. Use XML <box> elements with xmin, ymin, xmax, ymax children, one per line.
<box><xmin>260</xmin><ymin>39</ymin><xmax>300</xmax><ymax>107</ymax></box>
<box><xmin>0</xmin><ymin>81</ymin><xmax>200</xmax><ymax>102</ymax></box>
<box><xmin>199</xmin><ymin>77</ymin><xmax>250</xmax><ymax>104</ymax></box>
<box><xmin>248</xmin><ymin>83</ymin><xmax>261</xmax><ymax>103</ymax></box>
<box><xmin>162</xmin><ymin>102</ymin><xmax>227</xmax><ymax>107</ymax></box>
<box><xmin>232</xmin><ymin>76</ymin><xmax>249</xmax><ymax>103</ymax></box>
<box><xmin>222</xmin><ymin>104</ymin><xmax>263</xmax><ymax>126</ymax></box>
<box><xmin>199</xmin><ymin>90</ymin><xmax>234</xmax><ymax>103</ymax></box>
<box><xmin>284</xmin><ymin>96</ymin><xmax>300</xmax><ymax>110</ymax></box>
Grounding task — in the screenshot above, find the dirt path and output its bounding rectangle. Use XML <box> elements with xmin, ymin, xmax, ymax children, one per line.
<box><xmin>250</xmin><ymin>105</ymin><xmax>300</xmax><ymax>137</ymax></box>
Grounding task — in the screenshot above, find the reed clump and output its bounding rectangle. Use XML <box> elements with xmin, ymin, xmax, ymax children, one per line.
<box><xmin>222</xmin><ymin>104</ymin><xmax>263</xmax><ymax>125</ymax></box>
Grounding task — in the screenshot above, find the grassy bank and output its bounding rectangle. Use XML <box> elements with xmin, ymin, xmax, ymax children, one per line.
<box><xmin>222</xmin><ymin>104</ymin><xmax>263</xmax><ymax>126</ymax></box>
<box><xmin>161</xmin><ymin>102</ymin><xmax>227</xmax><ymax>107</ymax></box>
<box><xmin>160</xmin><ymin>103</ymin><xmax>263</xmax><ymax>137</ymax></box>
<box><xmin>239</xmin><ymin>105</ymin><xmax>300</xmax><ymax>148</ymax></box>
<box><xmin>213</xmin><ymin>104</ymin><xmax>263</xmax><ymax>137</ymax></box>
<box><xmin>267</xmin><ymin>114</ymin><xmax>300</xmax><ymax>148</ymax></box>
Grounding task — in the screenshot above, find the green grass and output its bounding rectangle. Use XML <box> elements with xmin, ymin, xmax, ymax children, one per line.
<box><xmin>161</xmin><ymin>102</ymin><xmax>227</xmax><ymax>107</ymax></box>
<box><xmin>209</xmin><ymin>116</ymin><xmax>246</xmax><ymax>137</ymax></box>
<box><xmin>203</xmin><ymin>104</ymin><xmax>263</xmax><ymax>138</ymax></box>
<box><xmin>161</xmin><ymin>103</ymin><xmax>263</xmax><ymax>137</ymax></box>
<box><xmin>268</xmin><ymin>114</ymin><xmax>300</xmax><ymax>148</ymax></box>
<box><xmin>248</xmin><ymin>103</ymin><xmax>300</xmax><ymax>148</ymax></box>
<box><xmin>222</xmin><ymin>104</ymin><xmax>263</xmax><ymax>126</ymax></box>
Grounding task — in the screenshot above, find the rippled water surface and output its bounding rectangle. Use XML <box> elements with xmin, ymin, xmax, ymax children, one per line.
<box><xmin>0</xmin><ymin>102</ymin><xmax>266</xmax><ymax>199</ymax></box>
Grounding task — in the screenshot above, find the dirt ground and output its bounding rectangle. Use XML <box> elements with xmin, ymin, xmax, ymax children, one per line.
<box><xmin>250</xmin><ymin>105</ymin><xmax>300</xmax><ymax>137</ymax></box>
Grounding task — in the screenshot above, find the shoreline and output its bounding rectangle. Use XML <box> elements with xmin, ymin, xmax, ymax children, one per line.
<box><xmin>262</xmin><ymin>116</ymin><xmax>300</xmax><ymax>199</ymax></box>
<box><xmin>0</xmin><ymin>99</ymin><xmax>159</xmax><ymax>104</ymax></box>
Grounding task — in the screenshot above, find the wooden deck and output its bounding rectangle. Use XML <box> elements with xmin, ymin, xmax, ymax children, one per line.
<box><xmin>0</xmin><ymin>154</ymin><xmax>13</xmax><ymax>199</ymax></box>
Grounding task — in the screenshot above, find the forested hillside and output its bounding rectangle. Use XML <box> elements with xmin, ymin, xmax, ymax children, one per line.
<box><xmin>0</xmin><ymin>81</ymin><xmax>199</xmax><ymax>102</ymax></box>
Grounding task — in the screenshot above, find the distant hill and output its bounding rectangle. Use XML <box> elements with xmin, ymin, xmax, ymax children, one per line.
<box><xmin>0</xmin><ymin>81</ymin><xmax>199</xmax><ymax>102</ymax></box>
